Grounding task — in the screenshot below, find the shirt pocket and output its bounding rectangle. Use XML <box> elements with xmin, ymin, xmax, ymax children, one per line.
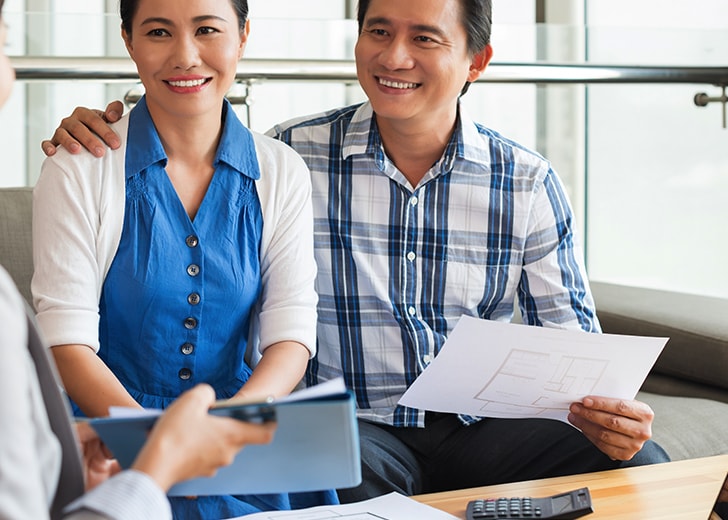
<box><xmin>442</xmin><ymin>246</ymin><xmax>522</xmax><ymax>314</ymax></box>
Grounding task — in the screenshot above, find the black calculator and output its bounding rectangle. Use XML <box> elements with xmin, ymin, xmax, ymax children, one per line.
<box><xmin>465</xmin><ymin>487</ymin><xmax>593</xmax><ymax>519</ymax></box>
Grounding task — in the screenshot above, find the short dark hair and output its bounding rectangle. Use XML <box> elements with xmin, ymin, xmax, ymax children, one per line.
<box><xmin>0</xmin><ymin>0</ymin><xmax>5</xmax><ymax>16</ymax></box>
<box><xmin>356</xmin><ymin>0</ymin><xmax>492</xmax><ymax>56</ymax></box>
<box><xmin>120</xmin><ymin>0</ymin><xmax>249</xmax><ymax>36</ymax></box>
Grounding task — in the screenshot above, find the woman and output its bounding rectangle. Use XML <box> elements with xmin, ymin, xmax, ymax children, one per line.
<box><xmin>0</xmin><ymin>3</ymin><xmax>275</xmax><ymax>518</ymax></box>
<box><xmin>32</xmin><ymin>0</ymin><xmax>335</xmax><ymax>517</ymax></box>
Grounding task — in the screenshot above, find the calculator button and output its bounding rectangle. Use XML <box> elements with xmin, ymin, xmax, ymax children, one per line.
<box><xmin>469</xmin><ymin>499</ymin><xmax>494</xmax><ymax>518</ymax></box>
<box><xmin>469</xmin><ymin>500</ymin><xmax>487</xmax><ymax>518</ymax></box>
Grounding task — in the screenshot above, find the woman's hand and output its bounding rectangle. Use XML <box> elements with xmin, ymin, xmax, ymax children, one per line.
<box><xmin>75</xmin><ymin>421</ymin><xmax>121</xmax><ymax>491</ymax></box>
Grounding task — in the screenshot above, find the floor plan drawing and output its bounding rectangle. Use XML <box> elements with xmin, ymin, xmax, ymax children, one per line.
<box><xmin>231</xmin><ymin>492</ymin><xmax>455</xmax><ymax>520</ymax></box>
<box><xmin>398</xmin><ymin>315</ymin><xmax>668</xmax><ymax>422</ymax></box>
<box><xmin>473</xmin><ymin>348</ymin><xmax>609</xmax><ymax>416</ymax></box>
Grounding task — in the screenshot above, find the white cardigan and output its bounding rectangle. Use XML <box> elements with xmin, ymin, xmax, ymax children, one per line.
<box><xmin>32</xmin><ymin>114</ymin><xmax>318</xmax><ymax>360</ymax></box>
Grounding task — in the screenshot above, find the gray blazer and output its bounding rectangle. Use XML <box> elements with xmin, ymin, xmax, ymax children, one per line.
<box><xmin>0</xmin><ymin>266</ymin><xmax>169</xmax><ymax>519</ymax></box>
<box><xmin>25</xmin><ymin>309</ymin><xmax>86</xmax><ymax>519</ymax></box>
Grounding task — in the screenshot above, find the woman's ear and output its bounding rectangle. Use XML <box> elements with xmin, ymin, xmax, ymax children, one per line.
<box><xmin>238</xmin><ymin>19</ymin><xmax>251</xmax><ymax>60</ymax></box>
<box><xmin>121</xmin><ymin>25</ymin><xmax>133</xmax><ymax>56</ymax></box>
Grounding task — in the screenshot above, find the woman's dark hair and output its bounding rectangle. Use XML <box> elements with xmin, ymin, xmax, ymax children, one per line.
<box><xmin>0</xmin><ymin>0</ymin><xmax>5</xmax><ymax>15</ymax></box>
<box><xmin>120</xmin><ymin>0</ymin><xmax>249</xmax><ymax>35</ymax></box>
<box><xmin>356</xmin><ymin>0</ymin><xmax>492</xmax><ymax>56</ymax></box>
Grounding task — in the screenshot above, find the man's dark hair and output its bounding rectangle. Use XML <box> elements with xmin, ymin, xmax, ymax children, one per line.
<box><xmin>120</xmin><ymin>0</ymin><xmax>249</xmax><ymax>36</ymax></box>
<box><xmin>356</xmin><ymin>0</ymin><xmax>492</xmax><ymax>56</ymax></box>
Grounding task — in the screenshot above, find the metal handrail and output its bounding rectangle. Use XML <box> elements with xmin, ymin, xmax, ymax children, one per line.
<box><xmin>10</xmin><ymin>56</ymin><xmax>728</xmax><ymax>85</ymax></box>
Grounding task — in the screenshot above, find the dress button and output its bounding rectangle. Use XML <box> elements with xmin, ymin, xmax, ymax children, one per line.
<box><xmin>187</xmin><ymin>264</ymin><xmax>200</xmax><ymax>277</ymax></box>
<box><xmin>187</xmin><ymin>292</ymin><xmax>201</xmax><ymax>305</ymax></box>
<box><xmin>185</xmin><ymin>235</ymin><xmax>199</xmax><ymax>248</ymax></box>
<box><xmin>181</xmin><ymin>343</ymin><xmax>194</xmax><ymax>355</ymax></box>
<box><xmin>184</xmin><ymin>317</ymin><xmax>197</xmax><ymax>329</ymax></box>
<box><xmin>179</xmin><ymin>368</ymin><xmax>192</xmax><ymax>380</ymax></box>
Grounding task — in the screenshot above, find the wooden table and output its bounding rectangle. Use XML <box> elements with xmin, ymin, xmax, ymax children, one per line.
<box><xmin>413</xmin><ymin>454</ymin><xmax>728</xmax><ymax>520</ymax></box>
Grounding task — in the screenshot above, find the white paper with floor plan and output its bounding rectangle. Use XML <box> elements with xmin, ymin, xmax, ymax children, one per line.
<box><xmin>231</xmin><ymin>492</ymin><xmax>458</xmax><ymax>519</ymax></box>
<box><xmin>398</xmin><ymin>316</ymin><xmax>668</xmax><ymax>422</ymax></box>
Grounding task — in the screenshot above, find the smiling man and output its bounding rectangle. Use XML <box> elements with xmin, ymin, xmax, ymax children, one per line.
<box><xmin>267</xmin><ymin>0</ymin><xmax>669</xmax><ymax>501</ymax></box>
<box><xmin>44</xmin><ymin>0</ymin><xmax>669</xmax><ymax>504</ymax></box>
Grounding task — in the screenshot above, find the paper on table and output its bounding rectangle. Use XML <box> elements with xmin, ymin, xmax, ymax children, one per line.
<box><xmin>398</xmin><ymin>316</ymin><xmax>668</xmax><ymax>422</ymax></box>
<box><xmin>229</xmin><ymin>492</ymin><xmax>458</xmax><ymax>519</ymax></box>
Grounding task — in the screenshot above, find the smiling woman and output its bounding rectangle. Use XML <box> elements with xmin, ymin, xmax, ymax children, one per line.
<box><xmin>119</xmin><ymin>0</ymin><xmax>249</xmax><ymax>218</ymax></box>
<box><xmin>121</xmin><ymin>0</ymin><xmax>247</xmax><ymax>155</ymax></box>
<box><xmin>31</xmin><ymin>0</ymin><xmax>337</xmax><ymax>518</ymax></box>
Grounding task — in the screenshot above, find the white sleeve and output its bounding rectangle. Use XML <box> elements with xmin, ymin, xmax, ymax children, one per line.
<box><xmin>32</xmin><ymin>151</ymin><xmax>106</xmax><ymax>351</ymax></box>
<box><xmin>252</xmin><ymin>133</ymin><xmax>318</xmax><ymax>358</ymax></box>
<box><xmin>32</xmin><ymin>123</ymin><xmax>127</xmax><ymax>352</ymax></box>
<box><xmin>63</xmin><ymin>470</ymin><xmax>171</xmax><ymax>520</ymax></box>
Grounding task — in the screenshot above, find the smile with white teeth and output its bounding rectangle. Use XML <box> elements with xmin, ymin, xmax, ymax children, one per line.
<box><xmin>378</xmin><ymin>77</ymin><xmax>419</xmax><ymax>89</ymax></box>
<box><xmin>167</xmin><ymin>78</ymin><xmax>208</xmax><ymax>88</ymax></box>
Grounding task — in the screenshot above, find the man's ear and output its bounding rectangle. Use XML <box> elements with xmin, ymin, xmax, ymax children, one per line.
<box><xmin>467</xmin><ymin>44</ymin><xmax>493</xmax><ymax>83</ymax></box>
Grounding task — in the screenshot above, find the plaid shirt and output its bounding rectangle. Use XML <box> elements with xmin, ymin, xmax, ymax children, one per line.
<box><xmin>268</xmin><ymin>102</ymin><xmax>599</xmax><ymax>427</ymax></box>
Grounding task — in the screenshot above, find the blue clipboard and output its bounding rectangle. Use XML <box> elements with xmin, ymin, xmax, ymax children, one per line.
<box><xmin>89</xmin><ymin>390</ymin><xmax>361</xmax><ymax>496</ymax></box>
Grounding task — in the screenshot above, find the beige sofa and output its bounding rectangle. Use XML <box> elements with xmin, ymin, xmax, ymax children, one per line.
<box><xmin>2</xmin><ymin>186</ymin><xmax>727</xmax><ymax>461</ymax></box>
<box><xmin>592</xmin><ymin>282</ymin><xmax>728</xmax><ymax>460</ymax></box>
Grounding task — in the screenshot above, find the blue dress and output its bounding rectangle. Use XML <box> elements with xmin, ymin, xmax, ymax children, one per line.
<box><xmin>94</xmin><ymin>97</ymin><xmax>337</xmax><ymax>519</ymax></box>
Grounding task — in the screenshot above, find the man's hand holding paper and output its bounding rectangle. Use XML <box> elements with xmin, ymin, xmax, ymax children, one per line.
<box><xmin>568</xmin><ymin>395</ymin><xmax>655</xmax><ymax>461</ymax></box>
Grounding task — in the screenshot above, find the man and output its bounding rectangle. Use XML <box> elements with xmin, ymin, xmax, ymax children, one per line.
<box><xmin>43</xmin><ymin>0</ymin><xmax>668</xmax><ymax>503</ymax></box>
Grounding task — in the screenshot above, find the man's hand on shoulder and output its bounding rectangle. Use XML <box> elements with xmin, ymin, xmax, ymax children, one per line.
<box><xmin>41</xmin><ymin>100</ymin><xmax>124</xmax><ymax>157</ymax></box>
<box><xmin>568</xmin><ymin>395</ymin><xmax>655</xmax><ymax>461</ymax></box>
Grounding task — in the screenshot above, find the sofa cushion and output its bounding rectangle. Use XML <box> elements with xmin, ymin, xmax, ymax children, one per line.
<box><xmin>0</xmin><ymin>187</ymin><xmax>33</xmax><ymax>305</ymax></box>
<box><xmin>592</xmin><ymin>282</ymin><xmax>728</xmax><ymax>396</ymax></box>
<box><xmin>638</xmin><ymin>391</ymin><xmax>728</xmax><ymax>461</ymax></box>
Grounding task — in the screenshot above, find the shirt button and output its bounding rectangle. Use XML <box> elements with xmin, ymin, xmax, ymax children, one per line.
<box><xmin>187</xmin><ymin>264</ymin><xmax>200</xmax><ymax>277</ymax></box>
<box><xmin>185</xmin><ymin>235</ymin><xmax>199</xmax><ymax>248</ymax></box>
<box><xmin>187</xmin><ymin>292</ymin><xmax>201</xmax><ymax>305</ymax></box>
<box><xmin>179</xmin><ymin>368</ymin><xmax>192</xmax><ymax>380</ymax></box>
<box><xmin>423</xmin><ymin>354</ymin><xmax>432</xmax><ymax>364</ymax></box>
<box><xmin>408</xmin><ymin>306</ymin><xmax>416</xmax><ymax>316</ymax></box>
<box><xmin>181</xmin><ymin>343</ymin><xmax>194</xmax><ymax>355</ymax></box>
<box><xmin>184</xmin><ymin>317</ymin><xmax>197</xmax><ymax>330</ymax></box>
<box><xmin>406</xmin><ymin>251</ymin><xmax>416</xmax><ymax>262</ymax></box>
<box><xmin>410</xmin><ymin>197</ymin><xmax>418</xmax><ymax>206</ymax></box>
